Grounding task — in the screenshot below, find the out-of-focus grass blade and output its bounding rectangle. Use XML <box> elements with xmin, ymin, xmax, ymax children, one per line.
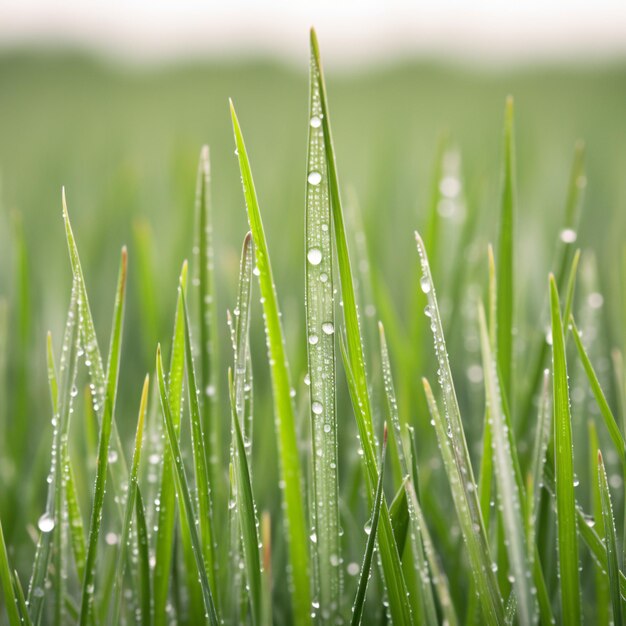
<box><xmin>79</xmin><ymin>247</ymin><xmax>127</xmax><ymax>625</ymax></box>
<box><xmin>135</xmin><ymin>487</ymin><xmax>152</xmax><ymax>626</ymax></box>
<box><xmin>0</xmin><ymin>517</ymin><xmax>21</xmax><ymax>626</ymax></box>
<box><xmin>112</xmin><ymin>374</ymin><xmax>149</xmax><ymax>623</ymax></box>
<box><xmin>312</xmin><ymin>29</ymin><xmax>414</xmax><ymax>626</ymax></box>
<box><xmin>570</xmin><ymin>317</ymin><xmax>626</xmax><ymax>467</ymax></box>
<box><xmin>549</xmin><ymin>274</ymin><xmax>581</xmax><ymax>625</ymax></box>
<box><xmin>496</xmin><ymin>97</ymin><xmax>516</xmax><ymax>401</ymax></box>
<box><xmin>228</xmin><ymin>369</ymin><xmax>262</xmax><ymax>626</ymax></box>
<box><xmin>194</xmin><ymin>146</ymin><xmax>222</xmax><ymax>514</ymax></box>
<box><xmin>597</xmin><ymin>450</ymin><xmax>622</xmax><ymax>625</ymax></box>
<box><xmin>478</xmin><ymin>304</ymin><xmax>536</xmax><ymax>626</ymax></box>
<box><xmin>156</xmin><ymin>345</ymin><xmax>219</xmax><ymax>626</ymax></box>
<box><xmin>350</xmin><ymin>424</ymin><xmax>387</xmax><ymax>626</ymax></box>
<box><xmin>305</xmin><ymin>51</ymin><xmax>341</xmax><ymax>622</ymax></box>
<box><xmin>230</xmin><ymin>100</ymin><xmax>311</xmax><ymax>624</ymax></box>
<box><xmin>416</xmin><ymin>231</ymin><xmax>503</xmax><ymax>624</ymax></box>
<box><xmin>562</xmin><ymin>249</ymin><xmax>581</xmax><ymax>326</ymax></box>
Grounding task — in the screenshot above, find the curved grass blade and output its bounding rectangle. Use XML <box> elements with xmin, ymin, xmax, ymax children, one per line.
<box><xmin>351</xmin><ymin>424</ymin><xmax>388</xmax><ymax>626</ymax></box>
<box><xmin>230</xmin><ymin>101</ymin><xmax>311</xmax><ymax>624</ymax></box>
<box><xmin>79</xmin><ymin>247</ymin><xmax>127</xmax><ymax>625</ymax></box>
<box><xmin>478</xmin><ymin>304</ymin><xmax>536</xmax><ymax>626</ymax></box>
<box><xmin>228</xmin><ymin>369</ymin><xmax>262</xmax><ymax>626</ymax></box>
<box><xmin>156</xmin><ymin>345</ymin><xmax>219</xmax><ymax>626</ymax></box>
<box><xmin>549</xmin><ymin>274</ymin><xmax>581</xmax><ymax>625</ymax></box>
<box><xmin>312</xmin><ymin>29</ymin><xmax>414</xmax><ymax>626</ymax></box>
<box><xmin>111</xmin><ymin>374</ymin><xmax>149</xmax><ymax>623</ymax></box>
<box><xmin>597</xmin><ymin>450</ymin><xmax>622</xmax><ymax>625</ymax></box>
<box><xmin>305</xmin><ymin>57</ymin><xmax>341</xmax><ymax>623</ymax></box>
<box><xmin>0</xmin><ymin>517</ymin><xmax>21</xmax><ymax>626</ymax></box>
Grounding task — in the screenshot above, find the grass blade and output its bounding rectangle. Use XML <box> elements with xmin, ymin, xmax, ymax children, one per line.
<box><xmin>230</xmin><ymin>100</ymin><xmax>311</xmax><ymax>624</ymax></box>
<box><xmin>156</xmin><ymin>345</ymin><xmax>219</xmax><ymax>626</ymax></box>
<box><xmin>549</xmin><ymin>274</ymin><xmax>581</xmax><ymax>625</ymax></box>
<box><xmin>305</xmin><ymin>52</ymin><xmax>341</xmax><ymax>623</ymax></box>
<box><xmin>0</xmin><ymin>517</ymin><xmax>21</xmax><ymax>626</ymax></box>
<box><xmin>351</xmin><ymin>424</ymin><xmax>388</xmax><ymax>626</ymax></box>
<box><xmin>135</xmin><ymin>487</ymin><xmax>152</xmax><ymax>626</ymax></box>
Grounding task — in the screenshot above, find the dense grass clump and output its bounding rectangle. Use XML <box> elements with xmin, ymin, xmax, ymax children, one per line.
<box><xmin>1</xmin><ymin>30</ymin><xmax>626</xmax><ymax>625</ymax></box>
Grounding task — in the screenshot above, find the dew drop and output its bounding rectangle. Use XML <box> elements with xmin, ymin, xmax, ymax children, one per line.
<box><xmin>312</xmin><ymin>401</ymin><xmax>323</xmax><ymax>415</ymax></box>
<box><xmin>420</xmin><ymin>275</ymin><xmax>431</xmax><ymax>294</ymax></box>
<box><xmin>307</xmin><ymin>248</ymin><xmax>323</xmax><ymax>265</ymax></box>
<box><xmin>38</xmin><ymin>513</ymin><xmax>55</xmax><ymax>533</ymax></box>
<box><xmin>321</xmin><ymin>322</ymin><xmax>334</xmax><ymax>335</ymax></box>
<box><xmin>310</xmin><ymin>116</ymin><xmax>322</xmax><ymax>128</ymax></box>
<box><xmin>323</xmin><ymin>424</ymin><xmax>331</xmax><ymax>433</ymax></box>
<box><xmin>308</xmin><ymin>171</ymin><xmax>322</xmax><ymax>186</ymax></box>
<box><xmin>308</xmin><ymin>334</ymin><xmax>319</xmax><ymax>345</ymax></box>
<box><xmin>347</xmin><ymin>562</ymin><xmax>360</xmax><ymax>576</ymax></box>
<box><xmin>559</xmin><ymin>228</ymin><xmax>577</xmax><ymax>243</ymax></box>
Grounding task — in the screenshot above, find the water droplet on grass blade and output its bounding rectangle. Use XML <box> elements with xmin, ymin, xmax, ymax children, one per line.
<box><xmin>308</xmin><ymin>171</ymin><xmax>322</xmax><ymax>186</ymax></box>
<box><xmin>312</xmin><ymin>401</ymin><xmax>323</xmax><ymax>415</ymax></box>
<box><xmin>307</xmin><ymin>248</ymin><xmax>322</xmax><ymax>265</ymax></box>
<box><xmin>559</xmin><ymin>228</ymin><xmax>577</xmax><ymax>243</ymax></box>
<box><xmin>321</xmin><ymin>322</ymin><xmax>334</xmax><ymax>335</ymax></box>
<box><xmin>420</xmin><ymin>275</ymin><xmax>431</xmax><ymax>293</ymax></box>
<box><xmin>38</xmin><ymin>513</ymin><xmax>55</xmax><ymax>533</ymax></box>
<box><xmin>310</xmin><ymin>116</ymin><xmax>322</xmax><ymax>128</ymax></box>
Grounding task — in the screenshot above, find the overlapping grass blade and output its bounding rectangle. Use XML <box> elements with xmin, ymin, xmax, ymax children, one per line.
<box><xmin>478</xmin><ymin>304</ymin><xmax>536</xmax><ymax>626</ymax></box>
<box><xmin>305</xmin><ymin>54</ymin><xmax>341</xmax><ymax>622</ymax></box>
<box><xmin>112</xmin><ymin>374</ymin><xmax>149</xmax><ymax>623</ymax></box>
<box><xmin>156</xmin><ymin>345</ymin><xmax>219</xmax><ymax>626</ymax></box>
<box><xmin>79</xmin><ymin>247</ymin><xmax>127</xmax><ymax>625</ymax></box>
<box><xmin>549</xmin><ymin>275</ymin><xmax>581</xmax><ymax>625</ymax></box>
<box><xmin>416</xmin><ymin>231</ymin><xmax>503</xmax><ymax>624</ymax></box>
<box><xmin>351</xmin><ymin>424</ymin><xmax>388</xmax><ymax>626</ymax></box>
<box><xmin>311</xmin><ymin>28</ymin><xmax>414</xmax><ymax>626</ymax></box>
<box><xmin>0</xmin><ymin>516</ymin><xmax>21</xmax><ymax>626</ymax></box>
<box><xmin>135</xmin><ymin>487</ymin><xmax>152</xmax><ymax>625</ymax></box>
<box><xmin>230</xmin><ymin>100</ymin><xmax>311</xmax><ymax>624</ymax></box>
<box><xmin>597</xmin><ymin>450</ymin><xmax>622</xmax><ymax>625</ymax></box>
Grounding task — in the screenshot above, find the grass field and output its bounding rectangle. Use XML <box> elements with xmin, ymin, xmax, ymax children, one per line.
<box><xmin>1</xmin><ymin>35</ymin><xmax>626</xmax><ymax>624</ymax></box>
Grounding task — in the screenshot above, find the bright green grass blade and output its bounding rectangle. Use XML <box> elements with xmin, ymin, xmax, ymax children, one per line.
<box><xmin>230</xmin><ymin>100</ymin><xmax>311</xmax><ymax>625</ymax></box>
<box><xmin>135</xmin><ymin>487</ymin><xmax>152</xmax><ymax>626</ymax></box>
<box><xmin>79</xmin><ymin>247</ymin><xmax>127</xmax><ymax>625</ymax></box>
<box><xmin>194</xmin><ymin>146</ymin><xmax>222</xmax><ymax>514</ymax></box>
<box><xmin>588</xmin><ymin>422</ymin><xmax>610</xmax><ymax>626</ymax></box>
<box><xmin>181</xmin><ymin>285</ymin><xmax>217</xmax><ymax>602</ymax></box>
<box><xmin>416</xmin><ymin>231</ymin><xmax>503</xmax><ymax>623</ymax></box>
<box><xmin>496</xmin><ymin>97</ymin><xmax>516</xmax><ymax>402</ymax></box>
<box><xmin>570</xmin><ymin>316</ymin><xmax>626</xmax><ymax>466</ymax></box>
<box><xmin>597</xmin><ymin>451</ymin><xmax>623</xmax><ymax>625</ymax></box>
<box><xmin>112</xmin><ymin>374</ymin><xmax>149</xmax><ymax>623</ymax></box>
<box><xmin>153</xmin><ymin>262</ymin><xmax>191</xmax><ymax>626</ymax></box>
<box><xmin>305</xmin><ymin>52</ymin><xmax>341</xmax><ymax>623</ymax></box>
<box><xmin>478</xmin><ymin>304</ymin><xmax>536</xmax><ymax>626</ymax></box>
<box><xmin>156</xmin><ymin>345</ymin><xmax>219</xmax><ymax>626</ymax></box>
<box><xmin>549</xmin><ymin>274</ymin><xmax>581</xmax><ymax>625</ymax></box>
<box><xmin>351</xmin><ymin>424</ymin><xmax>388</xmax><ymax>626</ymax></box>
<box><xmin>312</xmin><ymin>29</ymin><xmax>414</xmax><ymax>626</ymax></box>
<box><xmin>64</xmin><ymin>456</ymin><xmax>86</xmax><ymax>583</ymax></box>
<box><xmin>228</xmin><ymin>369</ymin><xmax>262</xmax><ymax>626</ymax></box>
<box><xmin>0</xmin><ymin>517</ymin><xmax>21</xmax><ymax>626</ymax></box>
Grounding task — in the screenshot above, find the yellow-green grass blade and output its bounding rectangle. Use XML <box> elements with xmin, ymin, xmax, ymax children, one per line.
<box><xmin>312</xmin><ymin>29</ymin><xmax>414</xmax><ymax>626</ymax></box>
<box><xmin>112</xmin><ymin>374</ymin><xmax>149</xmax><ymax>623</ymax></box>
<box><xmin>228</xmin><ymin>369</ymin><xmax>262</xmax><ymax>626</ymax></box>
<box><xmin>350</xmin><ymin>424</ymin><xmax>388</xmax><ymax>626</ymax></box>
<box><xmin>597</xmin><ymin>450</ymin><xmax>622</xmax><ymax>625</ymax></box>
<box><xmin>79</xmin><ymin>247</ymin><xmax>127</xmax><ymax>625</ymax></box>
<box><xmin>478</xmin><ymin>304</ymin><xmax>536</xmax><ymax>626</ymax></box>
<box><xmin>562</xmin><ymin>249</ymin><xmax>581</xmax><ymax>327</ymax></box>
<box><xmin>261</xmin><ymin>512</ymin><xmax>273</xmax><ymax>626</ymax></box>
<box><xmin>0</xmin><ymin>517</ymin><xmax>21</xmax><ymax>626</ymax></box>
<box><xmin>230</xmin><ymin>100</ymin><xmax>311</xmax><ymax>625</ymax></box>
<box><xmin>496</xmin><ymin>97</ymin><xmax>516</xmax><ymax>402</ymax></box>
<box><xmin>156</xmin><ymin>345</ymin><xmax>219</xmax><ymax>626</ymax></box>
<box><xmin>416</xmin><ymin>231</ymin><xmax>503</xmax><ymax>623</ymax></box>
<box><xmin>194</xmin><ymin>146</ymin><xmax>222</xmax><ymax>516</ymax></box>
<box><xmin>306</xmin><ymin>50</ymin><xmax>341</xmax><ymax>623</ymax></box>
<box><xmin>549</xmin><ymin>275</ymin><xmax>581</xmax><ymax>625</ymax></box>
<box><xmin>135</xmin><ymin>487</ymin><xmax>152</xmax><ymax>626</ymax></box>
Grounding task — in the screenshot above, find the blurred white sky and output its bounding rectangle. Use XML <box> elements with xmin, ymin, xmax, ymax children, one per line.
<box><xmin>2</xmin><ymin>0</ymin><xmax>626</xmax><ymax>66</ymax></box>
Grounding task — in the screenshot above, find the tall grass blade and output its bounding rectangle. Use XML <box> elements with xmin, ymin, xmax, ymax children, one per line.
<box><xmin>230</xmin><ymin>100</ymin><xmax>311</xmax><ymax>624</ymax></box>
<box><xmin>156</xmin><ymin>345</ymin><xmax>219</xmax><ymax>626</ymax></box>
<box><xmin>79</xmin><ymin>247</ymin><xmax>127</xmax><ymax>625</ymax></box>
<box><xmin>597</xmin><ymin>450</ymin><xmax>622</xmax><ymax>625</ymax></box>
<box><xmin>135</xmin><ymin>487</ymin><xmax>152</xmax><ymax>626</ymax></box>
<box><xmin>549</xmin><ymin>274</ymin><xmax>581</xmax><ymax>625</ymax></box>
<box><xmin>305</xmin><ymin>52</ymin><xmax>341</xmax><ymax>623</ymax></box>
<box><xmin>0</xmin><ymin>517</ymin><xmax>21</xmax><ymax>626</ymax></box>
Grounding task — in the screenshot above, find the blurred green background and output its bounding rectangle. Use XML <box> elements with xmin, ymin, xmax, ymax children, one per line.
<box><xmin>1</xmin><ymin>50</ymin><xmax>626</xmax><ymax>618</ymax></box>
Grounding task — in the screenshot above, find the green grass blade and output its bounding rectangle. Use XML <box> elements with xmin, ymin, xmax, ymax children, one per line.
<box><xmin>228</xmin><ymin>369</ymin><xmax>262</xmax><ymax>626</ymax></box>
<box><xmin>597</xmin><ymin>450</ymin><xmax>622</xmax><ymax>625</ymax></box>
<box><xmin>112</xmin><ymin>374</ymin><xmax>149</xmax><ymax>624</ymax></box>
<box><xmin>0</xmin><ymin>517</ymin><xmax>21</xmax><ymax>626</ymax></box>
<box><xmin>261</xmin><ymin>512</ymin><xmax>273</xmax><ymax>626</ymax></box>
<box><xmin>351</xmin><ymin>424</ymin><xmax>388</xmax><ymax>626</ymax></box>
<box><xmin>194</xmin><ymin>145</ymin><xmax>222</xmax><ymax>515</ymax></box>
<box><xmin>416</xmin><ymin>231</ymin><xmax>503</xmax><ymax>623</ymax></box>
<box><xmin>79</xmin><ymin>247</ymin><xmax>127</xmax><ymax>625</ymax></box>
<box><xmin>312</xmin><ymin>29</ymin><xmax>414</xmax><ymax>626</ymax></box>
<box><xmin>230</xmin><ymin>100</ymin><xmax>311</xmax><ymax>625</ymax></box>
<box><xmin>134</xmin><ymin>487</ymin><xmax>152</xmax><ymax>626</ymax></box>
<box><xmin>549</xmin><ymin>274</ymin><xmax>581</xmax><ymax>625</ymax></box>
<box><xmin>12</xmin><ymin>570</ymin><xmax>32</xmax><ymax>626</ymax></box>
<box><xmin>156</xmin><ymin>345</ymin><xmax>219</xmax><ymax>626</ymax></box>
<box><xmin>496</xmin><ymin>97</ymin><xmax>516</xmax><ymax>402</ymax></box>
<box><xmin>562</xmin><ymin>248</ymin><xmax>581</xmax><ymax>326</ymax></box>
<box><xmin>305</xmin><ymin>55</ymin><xmax>341</xmax><ymax>622</ymax></box>
<box><xmin>478</xmin><ymin>304</ymin><xmax>536</xmax><ymax>626</ymax></box>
